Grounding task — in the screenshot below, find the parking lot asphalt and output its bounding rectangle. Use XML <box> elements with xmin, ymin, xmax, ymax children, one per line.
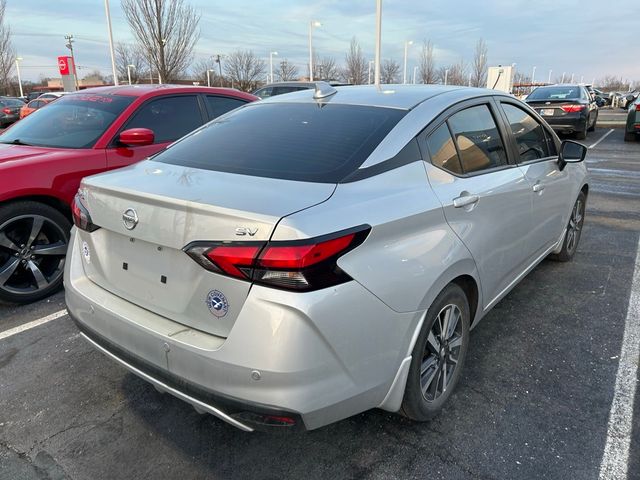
<box><xmin>0</xmin><ymin>127</ymin><xmax>639</xmax><ymax>480</ymax></box>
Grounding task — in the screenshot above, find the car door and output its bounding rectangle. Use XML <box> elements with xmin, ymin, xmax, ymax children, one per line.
<box><xmin>106</xmin><ymin>94</ymin><xmax>205</xmax><ymax>169</ymax></box>
<box><xmin>497</xmin><ymin>100</ymin><xmax>574</xmax><ymax>256</ymax></box>
<box><xmin>421</xmin><ymin>100</ymin><xmax>534</xmax><ymax>308</ymax></box>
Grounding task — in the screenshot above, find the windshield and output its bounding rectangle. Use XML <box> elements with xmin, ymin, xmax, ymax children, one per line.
<box><xmin>528</xmin><ymin>86</ymin><xmax>582</xmax><ymax>101</ymax></box>
<box><xmin>0</xmin><ymin>94</ymin><xmax>134</xmax><ymax>149</ymax></box>
<box><xmin>155</xmin><ymin>102</ymin><xmax>406</xmax><ymax>183</ymax></box>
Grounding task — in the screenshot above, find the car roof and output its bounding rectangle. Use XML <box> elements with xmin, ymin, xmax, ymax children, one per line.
<box><xmin>257</xmin><ymin>84</ymin><xmax>508</xmax><ymax>110</ymax></box>
<box><xmin>63</xmin><ymin>84</ymin><xmax>257</xmax><ymax>100</ymax></box>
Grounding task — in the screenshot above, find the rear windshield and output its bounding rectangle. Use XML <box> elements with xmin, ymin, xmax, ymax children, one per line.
<box><xmin>154</xmin><ymin>102</ymin><xmax>406</xmax><ymax>183</ymax></box>
<box><xmin>528</xmin><ymin>86</ymin><xmax>581</xmax><ymax>100</ymax></box>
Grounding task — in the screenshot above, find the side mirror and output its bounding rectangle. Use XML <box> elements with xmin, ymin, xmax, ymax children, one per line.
<box><xmin>119</xmin><ymin>128</ymin><xmax>155</xmax><ymax>147</ymax></box>
<box><xmin>626</xmin><ymin>95</ymin><xmax>635</xmax><ymax>103</ymax></box>
<box><xmin>558</xmin><ymin>140</ymin><xmax>587</xmax><ymax>171</ymax></box>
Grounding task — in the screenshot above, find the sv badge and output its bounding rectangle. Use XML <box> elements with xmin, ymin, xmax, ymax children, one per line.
<box><xmin>235</xmin><ymin>227</ymin><xmax>258</xmax><ymax>237</ymax></box>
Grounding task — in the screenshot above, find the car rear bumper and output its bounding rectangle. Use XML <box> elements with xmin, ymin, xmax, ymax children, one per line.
<box><xmin>65</xmin><ymin>228</ymin><xmax>418</xmax><ymax>431</ymax></box>
<box><xmin>544</xmin><ymin>116</ymin><xmax>587</xmax><ymax>134</ymax></box>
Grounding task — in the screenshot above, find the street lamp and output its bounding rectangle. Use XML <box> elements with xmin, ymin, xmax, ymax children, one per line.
<box><xmin>308</xmin><ymin>20</ymin><xmax>321</xmax><ymax>82</ymax></box>
<box><xmin>206</xmin><ymin>69</ymin><xmax>214</xmax><ymax>87</ymax></box>
<box><xmin>444</xmin><ymin>69</ymin><xmax>449</xmax><ymax>85</ymax></box>
<box><xmin>403</xmin><ymin>40</ymin><xmax>413</xmax><ymax>84</ymax></box>
<box><xmin>548</xmin><ymin>69</ymin><xmax>552</xmax><ymax>84</ymax></box>
<box><xmin>213</xmin><ymin>55</ymin><xmax>224</xmax><ymax>86</ymax></box>
<box><xmin>104</xmin><ymin>0</ymin><xmax>118</xmax><ymax>86</ymax></box>
<box><xmin>413</xmin><ymin>66</ymin><xmax>418</xmax><ymax>84</ymax></box>
<box><xmin>561</xmin><ymin>72</ymin><xmax>566</xmax><ymax>84</ymax></box>
<box><xmin>531</xmin><ymin>65</ymin><xmax>536</xmax><ymax>85</ymax></box>
<box><xmin>15</xmin><ymin>57</ymin><xmax>23</xmax><ymax>97</ymax></box>
<box><xmin>570</xmin><ymin>73</ymin><xmax>575</xmax><ymax>83</ymax></box>
<box><xmin>269</xmin><ymin>51</ymin><xmax>278</xmax><ymax>83</ymax></box>
<box><xmin>126</xmin><ymin>64</ymin><xmax>135</xmax><ymax>85</ymax></box>
<box><xmin>64</xmin><ymin>34</ymin><xmax>79</xmax><ymax>90</ymax></box>
<box><xmin>368</xmin><ymin>60</ymin><xmax>374</xmax><ymax>84</ymax></box>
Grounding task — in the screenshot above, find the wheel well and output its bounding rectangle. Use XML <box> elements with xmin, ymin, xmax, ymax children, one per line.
<box><xmin>451</xmin><ymin>275</ymin><xmax>479</xmax><ymax>325</ymax></box>
<box><xmin>581</xmin><ymin>184</ymin><xmax>589</xmax><ymax>197</ymax></box>
<box><xmin>2</xmin><ymin>195</ymin><xmax>71</xmax><ymax>219</ymax></box>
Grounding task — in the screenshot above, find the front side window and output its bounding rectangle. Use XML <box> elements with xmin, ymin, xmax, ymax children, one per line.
<box><xmin>155</xmin><ymin>103</ymin><xmax>406</xmax><ymax>183</ymax></box>
<box><xmin>123</xmin><ymin>95</ymin><xmax>202</xmax><ymax>144</ymax></box>
<box><xmin>0</xmin><ymin>94</ymin><xmax>134</xmax><ymax>149</ymax></box>
<box><xmin>502</xmin><ymin>103</ymin><xmax>551</xmax><ymax>162</ymax></box>
<box><xmin>447</xmin><ymin>105</ymin><xmax>508</xmax><ymax>174</ymax></box>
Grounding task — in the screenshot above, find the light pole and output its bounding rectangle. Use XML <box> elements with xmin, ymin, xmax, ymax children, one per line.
<box><xmin>444</xmin><ymin>69</ymin><xmax>449</xmax><ymax>85</ymax></box>
<box><xmin>403</xmin><ymin>40</ymin><xmax>413</xmax><ymax>84</ymax></box>
<box><xmin>531</xmin><ymin>66</ymin><xmax>536</xmax><ymax>85</ymax></box>
<box><xmin>468</xmin><ymin>71</ymin><xmax>472</xmax><ymax>87</ymax></box>
<box><xmin>214</xmin><ymin>55</ymin><xmax>224</xmax><ymax>86</ymax></box>
<box><xmin>561</xmin><ymin>72</ymin><xmax>566</xmax><ymax>84</ymax></box>
<box><xmin>206</xmin><ymin>69</ymin><xmax>214</xmax><ymax>87</ymax></box>
<box><xmin>269</xmin><ymin>51</ymin><xmax>278</xmax><ymax>83</ymax></box>
<box><xmin>548</xmin><ymin>69</ymin><xmax>552</xmax><ymax>84</ymax></box>
<box><xmin>368</xmin><ymin>60</ymin><xmax>374</xmax><ymax>84</ymax></box>
<box><xmin>308</xmin><ymin>20</ymin><xmax>321</xmax><ymax>82</ymax></box>
<box><xmin>413</xmin><ymin>66</ymin><xmax>418</xmax><ymax>84</ymax></box>
<box><xmin>580</xmin><ymin>75</ymin><xmax>584</xmax><ymax>84</ymax></box>
<box><xmin>15</xmin><ymin>57</ymin><xmax>23</xmax><ymax>97</ymax></box>
<box><xmin>374</xmin><ymin>0</ymin><xmax>381</xmax><ymax>86</ymax></box>
<box><xmin>64</xmin><ymin>34</ymin><xmax>79</xmax><ymax>90</ymax></box>
<box><xmin>127</xmin><ymin>64</ymin><xmax>135</xmax><ymax>85</ymax></box>
<box><xmin>104</xmin><ymin>0</ymin><xmax>118</xmax><ymax>86</ymax></box>
<box><xmin>570</xmin><ymin>73</ymin><xmax>575</xmax><ymax>83</ymax></box>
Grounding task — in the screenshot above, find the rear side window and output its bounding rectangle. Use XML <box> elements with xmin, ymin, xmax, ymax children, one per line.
<box><xmin>502</xmin><ymin>103</ymin><xmax>552</xmax><ymax>162</ymax></box>
<box><xmin>124</xmin><ymin>95</ymin><xmax>202</xmax><ymax>143</ymax></box>
<box><xmin>447</xmin><ymin>105</ymin><xmax>508</xmax><ymax>174</ymax></box>
<box><xmin>426</xmin><ymin>123</ymin><xmax>463</xmax><ymax>174</ymax></box>
<box><xmin>205</xmin><ymin>95</ymin><xmax>246</xmax><ymax>119</ymax></box>
<box><xmin>155</xmin><ymin>103</ymin><xmax>406</xmax><ymax>183</ymax></box>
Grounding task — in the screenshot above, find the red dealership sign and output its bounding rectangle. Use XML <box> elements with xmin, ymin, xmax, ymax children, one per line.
<box><xmin>58</xmin><ymin>56</ymin><xmax>71</xmax><ymax>76</ymax></box>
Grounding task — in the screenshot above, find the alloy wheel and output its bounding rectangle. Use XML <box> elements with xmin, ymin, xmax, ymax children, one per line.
<box><xmin>0</xmin><ymin>215</ymin><xmax>68</xmax><ymax>297</ymax></box>
<box><xmin>420</xmin><ymin>303</ymin><xmax>464</xmax><ymax>402</ymax></box>
<box><xmin>566</xmin><ymin>198</ymin><xmax>584</xmax><ymax>254</ymax></box>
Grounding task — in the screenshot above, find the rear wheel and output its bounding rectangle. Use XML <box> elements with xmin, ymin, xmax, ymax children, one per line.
<box><xmin>588</xmin><ymin>112</ymin><xmax>597</xmax><ymax>132</ymax></box>
<box><xmin>575</xmin><ymin>119</ymin><xmax>588</xmax><ymax>140</ymax></box>
<box><xmin>549</xmin><ymin>191</ymin><xmax>586</xmax><ymax>262</ymax></box>
<box><xmin>624</xmin><ymin>131</ymin><xmax>636</xmax><ymax>142</ymax></box>
<box><xmin>0</xmin><ymin>201</ymin><xmax>70</xmax><ymax>304</ymax></box>
<box><xmin>401</xmin><ymin>283</ymin><xmax>470</xmax><ymax>421</ymax></box>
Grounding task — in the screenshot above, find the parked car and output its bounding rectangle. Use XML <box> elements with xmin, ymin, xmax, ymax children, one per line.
<box><xmin>253</xmin><ymin>81</ymin><xmax>349</xmax><ymax>99</ymax></box>
<box><xmin>591</xmin><ymin>87</ymin><xmax>610</xmax><ymax>106</ymax></box>
<box><xmin>624</xmin><ymin>95</ymin><xmax>640</xmax><ymax>142</ymax></box>
<box><xmin>37</xmin><ymin>92</ymin><xmax>70</xmax><ymax>101</ymax></box>
<box><xmin>0</xmin><ymin>84</ymin><xmax>257</xmax><ymax>303</ymax></box>
<box><xmin>65</xmin><ymin>84</ymin><xmax>589</xmax><ymax>432</ymax></box>
<box><xmin>620</xmin><ymin>91</ymin><xmax>639</xmax><ymax>109</ymax></box>
<box><xmin>19</xmin><ymin>98</ymin><xmax>53</xmax><ymax>119</ymax></box>
<box><xmin>525</xmin><ymin>84</ymin><xmax>598</xmax><ymax>139</ymax></box>
<box><xmin>0</xmin><ymin>97</ymin><xmax>27</xmax><ymax>127</ymax></box>
<box><xmin>26</xmin><ymin>92</ymin><xmax>44</xmax><ymax>102</ymax></box>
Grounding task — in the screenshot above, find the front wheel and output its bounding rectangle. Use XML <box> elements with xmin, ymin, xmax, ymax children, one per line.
<box><xmin>549</xmin><ymin>191</ymin><xmax>586</xmax><ymax>262</ymax></box>
<box><xmin>401</xmin><ymin>283</ymin><xmax>470</xmax><ymax>421</ymax></box>
<box><xmin>0</xmin><ymin>201</ymin><xmax>71</xmax><ymax>304</ymax></box>
<box><xmin>624</xmin><ymin>131</ymin><xmax>636</xmax><ymax>142</ymax></box>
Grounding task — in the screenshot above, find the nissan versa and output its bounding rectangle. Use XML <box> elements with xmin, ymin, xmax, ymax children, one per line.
<box><xmin>65</xmin><ymin>84</ymin><xmax>589</xmax><ymax>431</ymax></box>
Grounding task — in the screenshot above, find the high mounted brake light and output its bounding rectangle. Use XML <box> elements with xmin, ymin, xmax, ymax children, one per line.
<box><xmin>185</xmin><ymin>226</ymin><xmax>370</xmax><ymax>292</ymax></box>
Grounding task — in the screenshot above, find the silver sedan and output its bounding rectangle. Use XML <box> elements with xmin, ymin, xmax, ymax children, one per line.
<box><xmin>65</xmin><ymin>84</ymin><xmax>589</xmax><ymax>431</ymax></box>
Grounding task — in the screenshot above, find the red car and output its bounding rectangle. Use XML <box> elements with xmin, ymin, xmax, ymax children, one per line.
<box><xmin>0</xmin><ymin>85</ymin><xmax>257</xmax><ymax>303</ymax></box>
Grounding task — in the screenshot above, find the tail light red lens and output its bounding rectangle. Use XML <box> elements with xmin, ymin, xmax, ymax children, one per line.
<box><xmin>185</xmin><ymin>226</ymin><xmax>370</xmax><ymax>291</ymax></box>
<box><xmin>72</xmin><ymin>193</ymin><xmax>100</xmax><ymax>232</ymax></box>
<box><xmin>635</xmin><ymin>104</ymin><xmax>640</xmax><ymax>111</ymax></box>
<box><xmin>2</xmin><ymin>107</ymin><xmax>11</xmax><ymax>114</ymax></box>
<box><xmin>560</xmin><ymin>104</ymin><xmax>585</xmax><ymax>113</ymax></box>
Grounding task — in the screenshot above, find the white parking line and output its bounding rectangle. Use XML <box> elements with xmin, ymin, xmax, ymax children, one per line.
<box><xmin>589</xmin><ymin>129</ymin><xmax>615</xmax><ymax>149</ymax></box>
<box><xmin>0</xmin><ymin>309</ymin><xmax>68</xmax><ymax>341</ymax></box>
<box><xmin>599</xmin><ymin>237</ymin><xmax>640</xmax><ymax>480</ymax></box>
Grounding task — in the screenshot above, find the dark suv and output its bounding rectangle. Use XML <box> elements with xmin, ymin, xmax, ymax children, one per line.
<box><xmin>526</xmin><ymin>85</ymin><xmax>598</xmax><ymax>139</ymax></box>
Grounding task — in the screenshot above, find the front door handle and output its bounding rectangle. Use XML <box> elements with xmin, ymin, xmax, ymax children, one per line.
<box><xmin>453</xmin><ymin>194</ymin><xmax>480</xmax><ymax>208</ymax></box>
<box><xmin>533</xmin><ymin>183</ymin><xmax>545</xmax><ymax>193</ymax></box>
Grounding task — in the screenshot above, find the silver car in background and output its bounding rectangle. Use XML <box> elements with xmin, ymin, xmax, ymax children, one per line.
<box><xmin>65</xmin><ymin>84</ymin><xmax>589</xmax><ymax>431</ymax></box>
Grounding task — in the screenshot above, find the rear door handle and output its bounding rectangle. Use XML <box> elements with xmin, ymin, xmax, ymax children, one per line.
<box><xmin>533</xmin><ymin>183</ymin><xmax>545</xmax><ymax>193</ymax></box>
<box><xmin>453</xmin><ymin>194</ymin><xmax>480</xmax><ymax>208</ymax></box>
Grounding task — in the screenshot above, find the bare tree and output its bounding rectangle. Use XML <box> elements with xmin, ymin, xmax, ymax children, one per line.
<box><xmin>276</xmin><ymin>59</ymin><xmax>299</xmax><ymax>82</ymax></box>
<box><xmin>418</xmin><ymin>40</ymin><xmax>437</xmax><ymax>84</ymax></box>
<box><xmin>121</xmin><ymin>0</ymin><xmax>200</xmax><ymax>83</ymax></box>
<box><xmin>470</xmin><ymin>38</ymin><xmax>488</xmax><ymax>87</ymax></box>
<box><xmin>115</xmin><ymin>42</ymin><xmax>147</xmax><ymax>84</ymax></box>
<box><xmin>0</xmin><ymin>0</ymin><xmax>15</xmax><ymax>95</ymax></box>
<box><xmin>313</xmin><ymin>56</ymin><xmax>340</xmax><ymax>81</ymax></box>
<box><xmin>438</xmin><ymin>59</ymin><xmax>467</xmax><ymax>86</ymax></box>
<box><xmin>380</xmin><ymin>59</ymin><xmax>400</xmax><ymax>84</ymax></box>
<box><xmin>224</xmin><ymin>50</ymin><xmax>266</xmax><ymax>92</ymax></box>
<box><xmin>343</xmin><ymin>37</ymin><xmax>367</xmax><ymax>84</ymax></box>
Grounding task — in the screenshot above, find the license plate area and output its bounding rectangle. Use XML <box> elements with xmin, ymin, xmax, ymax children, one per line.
<box><xmin>540</xmin><ymin>109</ymin><xmax>555</xmax><ymax>116</ymax></box>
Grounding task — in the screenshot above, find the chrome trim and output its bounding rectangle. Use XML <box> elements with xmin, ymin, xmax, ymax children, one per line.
<box><xmin>80</xmin><ymin>332</ymin><xmax>255</xmax><ymax>432</ymax></box>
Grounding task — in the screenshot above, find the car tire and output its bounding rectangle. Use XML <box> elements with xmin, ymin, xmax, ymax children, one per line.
<box><xmin>401</xmin><ymin>282</ymin><xmax>470</xmax><ymax>421</ymax></box>
<box><xmin>624</xmin><ymin>131</ymin><xmax>636</xmax><ymax>142</ymax></box>
<box><xmin>588</xmin><ymin>112</ymin><xmax>597</xmax><ymax>132</ymax></box>
<box><xmin>0</xmin><ymin>201</ymin><xmax>71</xmax><ymax>304</ymax></box>
<box><xmin>575</xmin><ymin>120</ymin><xmax>588</xmax><ymax>140</ymax></box>
<box><xmin>549</xmin><ymin>191</ymin><xmax>586</xmax><ymax>263</ymax></box>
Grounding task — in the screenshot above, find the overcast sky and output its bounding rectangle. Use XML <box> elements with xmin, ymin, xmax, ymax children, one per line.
<box><xmin>6</xmin><ymin>0</ymin><xmax>639</xmax><ymax>85</ymax></box>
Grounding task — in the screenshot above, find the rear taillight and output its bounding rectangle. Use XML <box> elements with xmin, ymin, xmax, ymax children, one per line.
<box><xmin>635</xmin><ymin>104</ymin><xmax>640</xmax><ymax>111</ymax></box>
<box><xmin>185</xmin><ymin>226</ymin><xmax>370</xmax><ymax>291</ymax></box>
<box><xmin>560</xmin><ymin>105</ymin><xmax>585</xmax><ymax>113</ymax></box>
<box><xmin>72</xmin><ymin>193</ymin><xmax>100</xmax><ymax>232</ymax></box>
<box><xmin>2</xmin><ymin>107</ymin><xmax>11</xmax><ymax>114</ymax></box>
